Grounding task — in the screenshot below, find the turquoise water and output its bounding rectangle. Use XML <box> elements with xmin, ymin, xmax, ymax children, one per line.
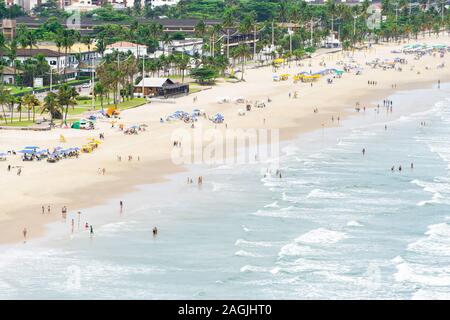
<box><xmin>1</xmin><ymin>84</ymin><xmax>450</xmax><ymax>299</ymax></box>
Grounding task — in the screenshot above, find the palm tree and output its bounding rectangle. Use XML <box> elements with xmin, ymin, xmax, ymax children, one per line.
<box><xmin>9</xmin><ymin>95</ymin><xmax>18</xmax><ymax>123</ymax></box>
<box><xmin>16</xmin><ymin>96</ymin><xmax>23</xmax><ymax>122</ymax></box>
<box><xmin>161</xmin><ymin>33</ymin><xmax>172</xmax><ymax>57</ymax></box>
<box><xmin>61</xmin><ymin>29</ymin><xmax>79</xmax><ymax>82</ymax></box>
<box><xmin>177</xmin><ymin>54</ymin><xmax>190</xmax><ymax>83</ymax></box>
<box><xmin>0</xmin><ymin>33</ymin><xmax>5</xmax><ymax>81</ymax></box>
<box><xmin>195</xmin><ymin>20</ymin><xmax>207</xmax><ymax>38</ymax></box>
<box><xmin>55</xmin><ymin>33</ymin><xmax>63</xmax><ymax>79</ymax></box>
<box><xmin>0</xmin><ymin>86</ymin><xmax>9</xmax><ymax>124</ymax></box>
<box><xmin>6</xmin><ymin>39</ymin><xmax>18</xmax><ymax>84</ymax></box>
<box><xmin>58</xmin><ymin>84</ymin><xmax>78</xmax><ymax>125</ymax></box>
<box><xmin>22</xmin><ymin>93</ymin><xmax>40</xmax><ymax>123</ymax></box>
<box><xmin>232</xmin><ymin>44</ymin><xmax>252</xmax><ymax>81</ymax></box>
<box><xmin>94</xmin><ymin>82</ymin><xmax>106</xmax><ymax>111</ymax></box>
<box><xmin>42</xmin><ymin>92</ymin><xmax>60</xmax><ymax>125</ymax></box>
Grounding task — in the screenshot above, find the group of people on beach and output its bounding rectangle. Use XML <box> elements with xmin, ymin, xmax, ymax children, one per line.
<box><xmin>173</xmin><ymin>140</ymin><xmax>182</xmax><ymax>147</ymax></box>
<box><xmin>288</xmin><ymin>91</ymin><xmax>299</xmax><ymax>99</ymax></box>
<box><xmin>390</xmin><ymin>163</ymin><xmax>414</xmax><ymax>172</ymax></box>
<box><xmin>6</xmin><ymin>164</ymin><xmax>22</xmax><ymax>176</ymax></box>
<box><xmin>368</xmin><ymin>80</ymin><xmax>378</xmax><ymax>86</ymax></box>
<box><xmin>331</xmin><ymin>115</ymin><xmax>341</xmax><ymax>123</ymax></box>
<box><xmin>24</xmin><ymin>199</ymin><xmax>161</xmax><ymax>242</ymax></box>
<box><xmin>187</xmin><ymin>176</ymin><xmax>204</xmax><ymax>185</ymax></box>
<box><xmin>117</xmin><ymin>155</ymin><xmax>141</xmax><ymax>162</ymax></box>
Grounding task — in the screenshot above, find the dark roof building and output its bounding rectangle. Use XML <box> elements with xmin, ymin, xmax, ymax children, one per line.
<box><xmin>1</xmin><ymin>17</ymin><xmax>221</xmax><ymax>38</ymax></box>
<box><xmin>13</xmin><ymin>48</ymin><xmax>67</xmax><ymax>58</ymax></box>
<box><xmin>134</xmin><ymin>77</ymin><xmax>189</xmax><ymax>97</ymax></box>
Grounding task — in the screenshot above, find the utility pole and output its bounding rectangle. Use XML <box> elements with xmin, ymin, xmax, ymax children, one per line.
<box><xmin>290</xmin><ymin>31</ymin><xmax>293</xmax><ymax>53</ymax></box>
<box><xmin>91</xmin><ymin>52</ymin><xmax>94</xmax><ymax>110</ymax></box>
<box><xmin>212</xmin><ymin>33</ymin><xmax>215</xmax><ymax>58</ymax></box>
<box><xmin>116</xmin><ymin>53</ymin><xmax>120</xmax><ymax>107</ymax></box>
<box><xmin>395</xmin><ymin>3</ymin><xmax>399</xmax><ymax>26</ymax></box>
<box><xmin>271</xmin><ymin>20</ymin><xmax>274</xmax><ymax>49</ymax></box>
<box><xmin>331</xmin><ymin>15</ymin><xmax>334</xmax><ymax>33</ymax></box>
<box><xmin>142</xmin><ymin>55</ymin><xmax>145</xmax><ymax>98</ymax></box>
<box><xmin>227</xmin><ymin>29</ymin><xmax>230</xmax><ymax>59</ymax></box>
<box><xmin>254</xmin><ymin>25</ymin><xmax>257</xmax><ymax>59</ymax></box>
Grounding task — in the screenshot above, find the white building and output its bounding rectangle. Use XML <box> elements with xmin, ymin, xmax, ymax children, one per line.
<box><xmin>105</xmin><ymin>41</ymin><xmax>148</xmax><ymax>57</ymax></box>
<box><xmin>15</xmin><ymin>0</ymin><xmax>48</xmax><ymax>12</ymax></box>
<box><xmin>160</xmin><ymin>38</ymin><xmax>203</xmax><ymax>56</ymax></box>
<box><xmin>9</xmin><ymin>49</ymin><xmax>69</xmax><ymax>70</ymax></box>
<box><xmin>64</xmin><ymin>0</ymin><xmax>98</xmax><ymax>12</ymax></box>
<box><xmin>321</xmin><ymin>33</ymin><xmax>341</xmax><ymax>49</ymax></box>
<box><xmin>150</xmin><ymin>0</ymin><xmax>180</xmax><ymax>8</ymax></box>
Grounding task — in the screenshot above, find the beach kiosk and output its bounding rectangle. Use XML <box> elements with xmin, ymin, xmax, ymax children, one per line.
<box><xmin>134</xmin><ymin>78</ymin><xmax>189</xmax><ymax>98</ymax></box>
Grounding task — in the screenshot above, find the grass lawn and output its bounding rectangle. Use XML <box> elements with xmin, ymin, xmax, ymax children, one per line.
<box><xmin>117</xmin><ymin>98</ymin><xmax>147</xmax><ymax>110</ymax></box>
<box><xmin>66</xmin><ymin>98</ymin><xmax>146</xmax><ymax>118</ymax></box>
<box><xmin>5</xmin><ymin>85</ymin><xmax>31</xmax><ymax>95</ymax></box>
<box><xmin>5</xmin><ymin>79</ymin><xmax>91</xmax><ymax>96</ymax></box>
<box><xmin>0</xmin><ymin>119</ymin><xmax>37</xmax><ymax>127</ymax></box>
<box><xmin>76</xmin><ymin>97</ymin><xmax>114</xmax><ymax>108</ymax></box>
<box><xmin>66</xmin><ymin>106</ymin><xmax>93</xmax><ymax>115</ymax></box>
<box><xmin>1</xmin><ymin>98</ymin><xmax>147</xmax><ymax>127</ymax></box>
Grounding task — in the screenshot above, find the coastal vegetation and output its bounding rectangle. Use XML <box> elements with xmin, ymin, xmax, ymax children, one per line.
<box><xmin>1</xmin><ymin>0</ymin><xmax>450</xmax><ymax>126</ymax></box>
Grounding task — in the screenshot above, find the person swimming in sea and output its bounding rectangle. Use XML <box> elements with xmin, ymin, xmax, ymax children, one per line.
<box><xmin>152</xmin><ymin>227</ymin><xmax>158</xmax><ymax>236</ymax></box>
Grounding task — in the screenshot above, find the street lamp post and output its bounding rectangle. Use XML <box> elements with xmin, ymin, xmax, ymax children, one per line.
<box><xmin>142</xmin><ymin>54</ymin><xmax>145</xmax><ymax>98</ymax></box>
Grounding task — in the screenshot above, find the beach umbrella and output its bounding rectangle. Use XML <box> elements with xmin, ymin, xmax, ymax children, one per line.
<box><xmin>19</xmin><ymin>149</ymin><xmax>35</xmax><ymax>154</ymax></box>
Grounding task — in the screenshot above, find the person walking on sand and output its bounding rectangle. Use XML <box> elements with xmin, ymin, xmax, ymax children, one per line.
<box><xmin>362</xmin><ymin>148</ymin><xmax>366</xmax><ymax>156</ymax></box>
<box><xmin>120</xmin><ymin>201</ymin><xmax>123</xmax><ymax>212</ymax></box>
<box><xmin>153</xmin><ymin>227</ymin><xmax>158</xmax><ymax>236</ymax></box>
<box><xmin>411</xmin><ymin>163</ymin><xmax>414</xmax><ymax>169</ymax></box>
<box><xmin>42</xmin><ymin>206</ymin><xmax>45</xmax><ymax>214</ymax></box>
<box><xmin>47</xmin><ymin>205</ymin><xmax>51</xmax><ymax>214</ymax></box>
<box><xmin>90</xmin><ymin>225</ymin><xmax>94</xmax><ymax>237</ymax></box>
<box><xmin>23</xmin><ymin>228</ymin><xmax>27</xmax><ymax>243</ymax></box>
<box><xmin>71</xmin><ymin>219</ymin><xmax>75</xmax><ymax>233</ymax></box>
<box><xmin>77</xmin><ymin>211</ymin><xmax>81</xmax><ymax>230</ymax></box>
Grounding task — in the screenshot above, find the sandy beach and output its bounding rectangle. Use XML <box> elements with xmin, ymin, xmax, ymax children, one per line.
<box><xmin>2</xmin><ymin>34</ymin><xmax>450</xmax><ymax>244</ymax></box>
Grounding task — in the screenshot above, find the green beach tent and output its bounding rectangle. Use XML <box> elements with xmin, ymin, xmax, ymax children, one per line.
<box><xmin>71</xmin><ymin>121</ymin><xmax>81</xmax><ymax>129</ymax></box>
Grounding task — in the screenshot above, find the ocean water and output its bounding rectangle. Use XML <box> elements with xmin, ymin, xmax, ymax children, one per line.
<box><xmin>1</xmin><ymin>84</ymin><xmax>450</xmax><ymax>299</ymax></box>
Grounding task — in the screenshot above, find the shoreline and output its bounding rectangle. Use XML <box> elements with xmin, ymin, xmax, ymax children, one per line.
<box><xmin>2</xmin><ymin>36</ymin><xmax>450</xmax><ymax>244</ymax></box>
